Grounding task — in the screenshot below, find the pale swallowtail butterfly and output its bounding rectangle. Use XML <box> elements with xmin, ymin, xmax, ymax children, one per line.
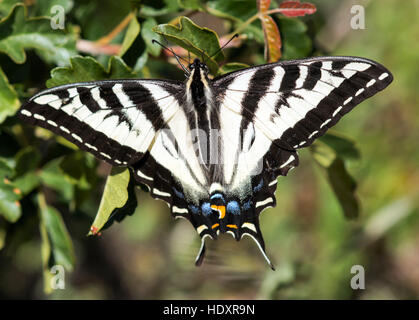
<box><xmin>19</xmin><ymin>55</ymin><xmax>393</xmax><ymax>269</ymax></box>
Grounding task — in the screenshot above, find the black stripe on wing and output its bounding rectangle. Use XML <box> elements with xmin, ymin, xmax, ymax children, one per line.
<box><xmin>19</xmin><ymin>79</ymin><xmax>183</xmax><ymax>166</ymax></box>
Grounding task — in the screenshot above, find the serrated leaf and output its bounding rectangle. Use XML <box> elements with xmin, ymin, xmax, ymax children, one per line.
<box><xmin>0</xmin><ymin>3</ymin><xmax>77</xmax><ymax>65</ymax></box>
<box><xmin>46</xmin><ymin>55</ymin><xmax>136</xmax><ymax>88</ymax></box>
<box><xmin>260</xmin><ymin>14</ymin><xmax>282</xmax><ymax>62</ymax></box>
<box><xmin>217</xmin><ymin>62</ymin><xmax>249</xmax><ymax>76</ymax></box>
<box><xmin>120</xmin><ymin>14</ymin><xmax>140</xmax><ymax>57</ymax></box>
<box><xmin>310</xmin><ymin>141</ymin><xmax>360</xmax><ymax>219</ymax></box>
<box><xmin>88</xmin><ymin>167</ymin><xmax>131</xmax><ymax>235</ymax></box>
<box><xmin>0</xmin><ymin>66</ymin><xmax>20</xmax><ymax>124</ymax></box>
<box><xmin>153</xmin><ymin>16</ymin><xmax>223</xmax><ymax>74</ymax></box>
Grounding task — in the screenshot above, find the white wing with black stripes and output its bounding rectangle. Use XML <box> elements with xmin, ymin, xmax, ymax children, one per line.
<box><xmin>19</xmin><ymin>55</ymin><xmax>393</xmax><ymax>269</ymax></box>
<box><xmin>20</xmin><ymin>79</ymin><xmax>183</xmax><ymax>166</ymax></box>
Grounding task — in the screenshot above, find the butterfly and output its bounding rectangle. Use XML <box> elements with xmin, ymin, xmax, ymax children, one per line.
<box><xmin>19</xmin><ymin>54</ymin><xmax>393</xmax><ymax>269</ymax></box>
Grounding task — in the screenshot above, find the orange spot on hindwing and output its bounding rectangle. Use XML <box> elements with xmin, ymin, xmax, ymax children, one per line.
<box><xmin>211</xmin><ymin>205</ymin><xmax>226</xmax><ymax>219</ymax></box>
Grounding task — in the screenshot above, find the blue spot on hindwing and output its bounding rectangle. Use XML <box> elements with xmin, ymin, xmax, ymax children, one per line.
<box><xmin>210</xmin><ymin>193</ymin><xmax>225</xmax><ymax>201</ymax></box>
<box><xmin>188</xmin><ymin>205</ymin><xmax>199</xmax><ymax>215</ymax></box>
<box><xmin>243</xmin><ymin>200</ymin><xmax>252</xmax><ymax>211</ymax></box>
<box><xmin>201</xmin><ymin>202</ymin><xmax>212</xmax><ymax>216</ymax></box>
<box><xmin>253</xmin><ymin>178</ymin><xmax>264</xmax><ymax>192</ymax></box>
<box><xmin>227</xmin><ymin>201</ymin><xmax>241</xmax><ymax>215</ymax></box>
<box><xmin>172</xmin><ymin>187</ymin><xmax>185</xmax><ymax>199</ymax></box>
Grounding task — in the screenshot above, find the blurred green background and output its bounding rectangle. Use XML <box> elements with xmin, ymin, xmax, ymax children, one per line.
<box><xmin>0</xmin><ymin>0</ymin><xmax>418</xmax><ymax>299</ymax></box>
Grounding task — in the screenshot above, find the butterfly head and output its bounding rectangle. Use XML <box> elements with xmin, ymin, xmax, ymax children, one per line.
<box><xmin>188</xmin><ymin>58</ymin><xmax>209</xmax><ymax>75</ymax></box>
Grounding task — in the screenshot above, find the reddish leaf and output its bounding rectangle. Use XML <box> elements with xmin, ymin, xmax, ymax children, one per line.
<box><xmin>260</xmin><ymin>14</ymin><xmax>282</xmax><ymax>62</ymax></box>
<box><xmin>276</xmin><ymin>1</ymin><xmax>316</xmax><ymax>17</ymax></box>
<box><xmin>257</xmin><ymin>0</ymin><xmax>271</xmax><ymax>13</ymax></box>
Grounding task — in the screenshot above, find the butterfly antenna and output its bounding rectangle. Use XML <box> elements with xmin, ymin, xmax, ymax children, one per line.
<box><xmin>152</xmin><ymin>39</ymin><xmax>190</xmax><ymax>75</ymax></box>
<box><xmin>203</xmin><ymin>33</ymin><xmax>239</xmax><ymax>64</ymax></box>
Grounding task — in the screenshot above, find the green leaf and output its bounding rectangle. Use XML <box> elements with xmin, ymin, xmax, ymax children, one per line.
<box><xmin>133</xmin><ymin>49</ymin><xmax>149</xmax><ymax>74</ymax></box>
<box><xmin>319</xmin><ymin>132</ymin><xmax>361</xmax><ymax>161</ymax></box>
<box><xmin>12</xmin><ymin>172</ymin><xmax>40</xmax><ymax>195</ymax></box>
<box><xmin>207</xmin><ymin>0</ymin><xmax>257</xmax><ymax>22</ymax></box>
<box><xmin>0</xmin><ymin>0</ymin><xmax>20</xmax><ymax>17</ymax></box>
<box><xmin>101</xmin><ymin>176</ymin><xmax>138</xmax><ymax>232</ymax></box>
<box><xmin>38</xmin><ymin>193</ymin><xmax>74</xmax><ymax>293</ymax></box>
<box><xmin>178</xmin><ymin>0</ymin><xmax>203</xmax><ymax>10</ymax></box>
<box><xmin>141</xmin><ymin>17</ymin><xmax>161</xmax><ymax>57</ymax></box>
<box><xmin>39</xmin><ymin>205</ymin><xmax>74</xmax><ymax>269</ymax></box>
<box><xmin>217</xmin><ymin>62</ymin><xmax>249</xmax><ymax>76</ymax></box>
<box><xmin>31</xmin><ymin>0</ymin><xmax>74</xmax><ymax>17</ymax></box>
<box><xmin>120</xmin><ymin>14</ymin><xmax>141</xmax><ymax>57</ymax></box>
<box><xmin>326</xmin><ymin>157</ymin><xmax>359</xmax><ymax>219</ymax></box>
<box><xmin>14</xmin><ymin>146</ymin><xmax>41</xmax><ymax>177</ymax></box>
<box><xmin>0</xmin><ymin>158</ymin><xmax>14</xmax><ymax>179</ymax></box>
<box><xmin>277</xmin><ymin>16</ymin><xmax>312</xmax><ymax>60</ymax></box>
<box><xmin>0</xmin><ymin>158</ymin><xmax>23</xmax><ymax>222</ymax></box>
<box><xmin>46</xmin><ymin>55</ymin><xmax>136</xmax><ymax>88</ymax></box>
<box><xmin>0</xmin><ymin>219</ymin><xmax>6</xmax><ymax>250</ymax></box>
<box><xmin>153</xmin><ymin>16</ymin><xmax>223</xmax><ymax>74</ymax></box>
<box><xmin>207</xmin><ymin>0</ymin><xmax>264</xmax><ymax>42</ymax></box>
<box><xmin>59</xmin><ymin>151</ymin><xmax>96</xmax><ymax>190</ymax></box>
<box><xmin>0</xmin><ymin>182</ymin><xmax>21</xmax><ymax>222</ymax></box>
<box><xmin>0</xmin><ymin>66</ymin><xmax>20</xmax><ymax>124</ymax></box>
<box><xmin>139</xmin><ymin>0</ymin><xmax>181</xmax><ymax>17</ymax></box>
<box><xmin>73</xmin><ymin>0</ymin><xmax>132</xmax><ymax>40</ymax></box>
<box><xmin>39</xmin><ymin>158</ymin><xmax>74</xmax><ymax>201</ymax></box>
<box><xmin>0</xmin><ymin>3</ymin><xmax>77</xmax><ymax>65</ymax></box>
<box><xmin>88</xmin><ymin>167</ymin><xmax>132</xmax><ymax>235</ymax></box>
<box><xmin>310</xmin><ymin>141</ymin><xmax>360</xmax><ymax>219</ymax></box>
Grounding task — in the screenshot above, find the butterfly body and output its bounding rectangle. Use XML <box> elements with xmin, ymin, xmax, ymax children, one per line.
<box><xmin>19</xmin><ymin>56</ymin><xmax>393</xmax><ymax>268</ymax></box>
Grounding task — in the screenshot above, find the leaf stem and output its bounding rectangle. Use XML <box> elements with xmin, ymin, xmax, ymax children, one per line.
<box><xmin>95</xmin><ymin>12</ymin><xmax>134</xmax><ymax>45</ymax></box>
<box><xmin>227</xmin><ymin>13</ymin><xmax>261</xmax><ymax>39</ymax></box>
